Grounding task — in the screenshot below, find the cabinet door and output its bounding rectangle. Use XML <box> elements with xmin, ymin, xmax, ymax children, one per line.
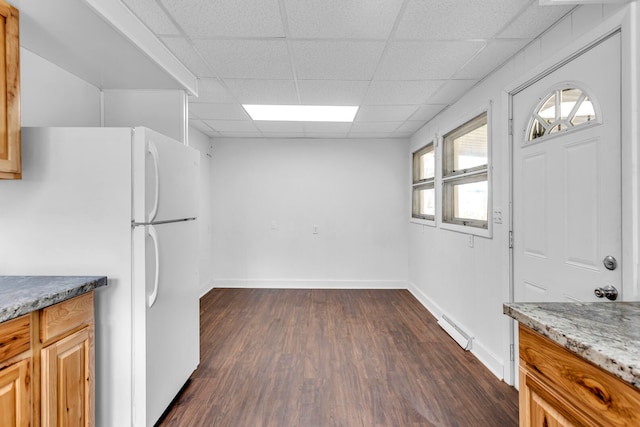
<box><xmin>0</xmin><ymin>359</ymin><xmax>30</xmax><ymax>427</ymax></box>
<box><xmin>529</xmin><ymin>389</ymin><xmax>576</xmax><ymax>427</ymax></box>
<box><xmin>41</xmin><ymin>327</ymin><xmax>94</xmax><ymax>427</ymax></box>
<box><xmin>0</xmin><ymin>0</ymin><xmax>20</xmax><ymax>180</ymax></box>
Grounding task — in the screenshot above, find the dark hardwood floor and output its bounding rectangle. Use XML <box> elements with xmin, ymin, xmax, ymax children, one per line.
<box><xmin>157</xmin><ymin>289</ymin><xmax>518</xmax><ymax>426</ymax></box>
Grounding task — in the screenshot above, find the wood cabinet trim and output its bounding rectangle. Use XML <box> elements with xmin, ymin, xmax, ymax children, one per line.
<box><xmin>0</xmin><ymin>0</ymin><xmax>20</xmax><ymax>179</ymax></box>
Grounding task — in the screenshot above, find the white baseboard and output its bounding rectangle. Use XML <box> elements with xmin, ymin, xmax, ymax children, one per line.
<box><xmin>198</xmin><ymin>279</ymin><xmax>215</xmax><ymax>298</ymax></box>
<box><xmin>211</xmin><ymin>278</ymin><xmax>407</xmax><ymax>289</ymax></box>
<box><xmin>407</xmin><ymin>282</ymin><xmax>505</xmax><ymax>381</ymax></box>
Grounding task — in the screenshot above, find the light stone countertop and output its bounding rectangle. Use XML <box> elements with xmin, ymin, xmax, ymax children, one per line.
<box><xmin>504</xmin><ymin>302</ymin><xmax>640</xmax><ymax>389</ymax></box>
<box><xmin>0</xmin><ymin>276</ymin><xmax>107</xmax><ymax>323</ymax></box>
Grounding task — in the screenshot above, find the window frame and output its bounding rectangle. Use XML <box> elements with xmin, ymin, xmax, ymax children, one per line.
<box><xmin>439</xmin><ymin>108</ymin><xmax>493</xmax><ymax>238</ymax></box>
<box><xmin>411</xmin><ymin>140</ymin><xmax>436</xmax><ymax>225</ymax></box>
<box><xmin>524</xmin><ymin>82</ymin><xmax>601</xmax><ymax>146</ymax></box>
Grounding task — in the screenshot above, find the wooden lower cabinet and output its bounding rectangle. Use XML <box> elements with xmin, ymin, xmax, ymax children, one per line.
<box><xmin>0</xmin><ymin>292</ymin><xmax>95</xmax><ymax>427</ymax></box>
<box><xmin>0</xmin><ymin>359</ymin><xmax>30</xmax><ymax>427</ymax></box>
<box><xmin>519</xmin><ymin>324</ymin><xmax>640</xmax><ymax>427</ymax></box>
<box><xmin>41</xmin><ymin>327</ymin><xmax>93</xmax><ymax>427</ymax></box>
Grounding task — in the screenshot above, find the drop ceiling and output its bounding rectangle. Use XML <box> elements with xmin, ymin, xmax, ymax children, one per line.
<box><xmin>68</xmin><ymin>0</ymin><xmax>582</xmax><ymax>138</ymax></box>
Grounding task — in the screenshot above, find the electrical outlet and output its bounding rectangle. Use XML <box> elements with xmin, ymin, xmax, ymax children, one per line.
<box><xmin>468</xmin><ymin>234</ymin><xmax>474</xmax><ymax>248</ymax></box>
<box><xmin>493</xmin><ymin>208</ymin><xmax>503</xmax><ymax>224</ymax></box>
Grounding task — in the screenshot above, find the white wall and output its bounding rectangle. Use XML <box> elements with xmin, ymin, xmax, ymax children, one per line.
<box><xmin>408</xmin><ymin>3</ymin><xmax>636</xmax><ymax>384</ymax></box>
<box><xmin>103</xmin><ymin>89</ymin><xmax>187</xmax><ymax>143</ymax></box>
<box><xmin>20</xmin><ymin>48</ymin><xmax>101</xmax><ymax>127</ymax></box>
<box><xmin>188</xmin><ymin>126</ymin><xmax>214</xmax><ymax>295</ymax></box>
<box><xmin>210</xmin><ymin>137</ymin><xmax>409</xmax><ymax>289</ymax></box>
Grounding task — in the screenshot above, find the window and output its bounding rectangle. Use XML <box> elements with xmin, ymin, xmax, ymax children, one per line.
<box><xmin>442</xmin><ymin>113</ymin><xmax>489</xmax><ymax>229</ymax></box>
<box><xmin>527</xmin><ymin>87</ymin><xmax>597</xmax><ymax>142</ymax></box>
<box><xmin>412</xmin><ymin>142</ymin><xmax>435</xmax><ymax>221</ymax></box>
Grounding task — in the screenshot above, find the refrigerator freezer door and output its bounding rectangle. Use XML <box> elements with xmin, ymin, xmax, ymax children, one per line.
<box><xmin>132</xmin><ymin>127</ymin><xmax>200</xmax><ymax>224</ymax></box>
<box><xmin>132</xmin><ymin>220</ymin><xmax>200</xmax><ymax>427</ymax></box>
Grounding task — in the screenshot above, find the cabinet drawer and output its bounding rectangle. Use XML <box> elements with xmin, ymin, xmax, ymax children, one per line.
<box><xmin>0</xmin><ymin>314</ymin><xmax>30</xmax><ymax>364</ymax></box>
<box><xmin>40</xmin><ymin>292</ymin><xmax>94</xmax><ymax>343</ymax></box>
<box><xmin>519</xmin><ymin>325</ymin><xmax>640</xmax><ymax>427</ymax></box>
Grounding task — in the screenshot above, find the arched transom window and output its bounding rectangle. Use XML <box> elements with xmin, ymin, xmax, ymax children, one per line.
<box><xmin>527</xmin><ymin>87</ymin><xmax>597</xmax><ymax>142</ymax></box>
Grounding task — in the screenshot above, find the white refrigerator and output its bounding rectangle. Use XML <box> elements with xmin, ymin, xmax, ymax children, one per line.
<box><xmin>0</xmin><ymin>127</ymin><xmax>200</xmax><ymax>427</ymax></box>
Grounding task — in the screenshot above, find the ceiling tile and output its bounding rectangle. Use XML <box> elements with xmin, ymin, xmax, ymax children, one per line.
<box><xmin>123</xmin><ymin>0</ymin><xmax>180</xmax><ymax>35</ymax></box>
<box><xmin>355</xmin><ymin>105</ymin><xmax>418</xmax><ymax>122</ymax></box>
<box><xmin>297</xmin><ymin>80</ymin><xmax>369</xmax><ymax>106</ymax></box>
<box><xmin>426</xmin><ymin>80</ymin><xmax>478</xmax><ymax>105</ymax></box>
<box><xmin>392</xmin><ymin>132</ymin><xmax>413</xmax><ymax>138</ymax></box>
<box><xmin>363</xmin><ymin>80</ymin><xmax>444</xmax><ymax>105</ymax></box>
<box><xmin>303</xmin><ymin>122</ymin><xmax>353</xmax><ymax>133</ymax></box>
<box><xmin>396</xmin><ymin>0</ymin><xmax>530</xmax><ymax>40</ymax></box>
<box><xmin>261</xmin><ymin>132</ymin><xmax>307</xmax><ymax>138</ymax></box>
<box><xmin>223</xmin><ymin>79</ymin><xmax>299</xmax><ymax>104</ymax></box>
<box><xmin>409</xmin><ymin>105</ymin><xmax>447</xmax><ymax>122</ymax></box>
<box><xmin>305</xmin><ymin>132</ymin><xmax>350</xmax><ymax>139</ymax></box>
<box><xmin>394</xmin><ymin>121</ymin><xmax>425</xmax><ymax>134</ymax></box>
<box><xmin>194</xmin><ymin>39</ymin><xmax>293</xmax><ymax>79</ymax></box>
<box><xmin>348</xmin><ymin>132</ymin><xmax>397</xmax><ymax>139</ymax></box>
<box><xmin>350</xmin><ymin>121</ymin><xmax>403</xmax><ymax>133</ymax></box>
<box><xmin>160</xmin><ymin>0</ymin><xmax>284</xmax><ymax>38</ymax></box>
<box><xmin>217</xmin><ymin>131</ymin><xmax>264</xmax><ymax>138</ymax></box>
<box><xmin>189</xmin><ymin>119</ymin><xmax>219</xmax><ymax>136</ymax></box>
<box><xmin>284</xmin><ymin>0</ymin><xmax>404</xmax><ymax>39</ymax></box>
<box><xmin>254</xmin><ymin>121</ymin><xmax>305</xmax><ymax>133</ymax></box>
<box><xmin>204</xmin><ymin>119</ymin><xmax>260</xmax><ymax>132</ymax></box>
<box><xmin>161</xmin><ymin>37</ymin><xmax>216</xmax><ymax>77</ymax></box>
<box><xmin>190</xmin><ymin>78</ymin><xmax>237</xmax><ymax>103</ymax></box>
<box><xmin>291</xmin><ymin>41</ymin><xmax>386</xmax><ymax>80</ymax></box>
<box><xmin>189</xmin><ymin>103</ymin><xmax>250</xmax><ymax>120</ymax></box>
<box><xmin>454</xmin><ymin>39</ymin><xmax>531</xmax><ymax>79</ymax></box>
<box><xmin>498</xmin><ymin>3</ymin><xmax>574</xmax><ymax>39</ymax></box>
<box><xmin>375</xmin><ymin>41</ymin><xmax>484</xmax><ymax>80</ymax></box>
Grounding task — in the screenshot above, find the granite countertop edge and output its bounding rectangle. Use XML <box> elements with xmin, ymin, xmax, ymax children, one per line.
<box><xmin>0</xmin><ymin>276</ymin><xmax>108</xmax><ymax>323</ymax></box>
<box><xmin>504</xmin><ymin>302</ymin><xmax>640</xmax><ymax>390</ymax></box>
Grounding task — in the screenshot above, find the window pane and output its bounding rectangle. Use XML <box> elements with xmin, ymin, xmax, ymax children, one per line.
<box><xmin>570</xmin><ymin>96</ymin><xmax>595</xmax><ymax>126</ymax></box>
<box><xmin>413</xmin><ymin>143</ymin><xmax>434</xmax><ymax>182</ymax></box>
<box><xmin>443</xmin><ymin>113</ymin><xmax>488</xmax><ymax>176</ymax></box>
<box><xmin>453</xmin><ymin>180</ymin><xmax>487</xmax><ymax>221</ymax></box>
<box><xmin>453</xmin><ymin>124</ymin><xmax>487</xmax><ymax>171</ymax></box>
<box><xmin>412</xmin><ymin>184</ymin><xmax>435</xmax><ymax>219</ymax></box>
<box><xmin>443</xmin><ymin>173</ymin><xmax>488</xmax><ymax>228</ymax></box>
<box><xmin>419</xmin><ymin>150</ymin><xmax>435</xmax><ymax>180</ymax></box>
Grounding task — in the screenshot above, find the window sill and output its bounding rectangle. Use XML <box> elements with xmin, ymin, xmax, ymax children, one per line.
<box><xmin>410</xmin><ymin>217</ymin><xmax>436</xmax><ymax>227</ymax></box>
<box><xmin>439</xmin><ymin>221</ymin><xmax>492</xmax><ymax>238</ymax></box>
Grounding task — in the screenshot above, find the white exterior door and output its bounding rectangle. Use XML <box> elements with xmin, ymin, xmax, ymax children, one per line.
<box><xmin>512</xmin><ymin>32</ymin><xmax>622</xmax><ymax>304</ymax></box>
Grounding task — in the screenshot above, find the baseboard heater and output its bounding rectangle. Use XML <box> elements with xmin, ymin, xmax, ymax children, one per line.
<box><xmin>437</xmin><ymin>315</ymin><xmax>474</xmax><ymax>351</ymax></box>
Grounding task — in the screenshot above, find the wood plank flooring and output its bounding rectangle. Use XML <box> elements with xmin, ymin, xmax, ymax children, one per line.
<box><xmin>157</xmin><ymin>289</ymin><xmax>518</xmax><ymax>426</ymax></box>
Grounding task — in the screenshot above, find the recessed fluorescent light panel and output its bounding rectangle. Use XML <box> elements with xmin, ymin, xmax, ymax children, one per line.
<box><xmin>243</xmin><ymin>105</ymin><xmax>358</xmax><ymax>122</ymax></box>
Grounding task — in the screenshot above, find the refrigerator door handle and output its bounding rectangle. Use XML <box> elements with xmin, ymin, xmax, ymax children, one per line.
<box><xmin>147</xmin><ymin>141</ymin><xmax>160</xmax><ymax>223</ymax></box>
<box><xmin>147</xmin><ymin>224</ymin><xmax>160</xmax><ymax>308</ymax></box>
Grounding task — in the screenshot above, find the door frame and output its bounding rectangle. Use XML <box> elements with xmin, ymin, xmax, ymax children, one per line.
<box><xmin>501</xmin><ymin>6</ymin><xmax>638</xmax><ymax>386</ymax></box>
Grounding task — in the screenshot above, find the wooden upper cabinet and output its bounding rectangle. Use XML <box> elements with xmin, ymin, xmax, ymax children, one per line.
<box><xmin>0</xmin><ymin>0</ymin><xmax>19</xmax><ymax>180</ymax></box>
